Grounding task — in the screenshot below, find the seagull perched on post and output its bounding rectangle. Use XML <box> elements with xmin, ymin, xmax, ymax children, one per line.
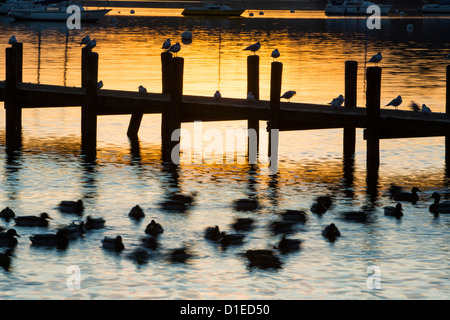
<box><xmin>445</xmin><ymin>54</ymin><xmax>450</xmax><ymax>60</ymax></box>
<box><xmin>409</xmin><ymin>101</ymin><xmax>420</xmax><ymax>113</ymax></box>
<box><xmin>139</xmin><ymin>85</ymin><xmax>147</xmax><ymax>95</ymax></box>
<box><xmin>84</xmin><ymin>39</ymin><xmax>96</xmax><ymax>50</ymax></box>
<box><xmin>162</xmin><ymin>38</ymin><xmax>171</xmax><ymax>51</ymax></box>
<box><xmin>168</xmin><ymin>42</ymin><xmax>181</xmax><ymax>56</ymax></box>
<box><xmin>80</xmin><ymin>35</ymin><xmax>90</xmax><ymax>46</ymax></box>
<box><xmin>280</xmin><ymin>90</ymin><xmax>296</xmax><ymax>102</ymax></box>
<box><xmin>367</xmin><ymin>52</ymin><xmax>382</xmax><ymax>66</ymax></box>
<box><xmin>214</xmin><ymin>90</ymin><xmax>221</xmax><ymax>101</ymax></box>
<box><xmin>247</xmin><ymin>92</ymin><xmax>255</xmax><ymax>103</ymax></box>
<box><xmin>97</xmin><ymin>81</ymin><xmax>103</xmax><ymax>89</ymax></box>
<box><xmin>271</xmin><ymin>48</ymin><xmax>280</xmax><ymax>61</ymax></box>
<box><xmin>244</xmin><ymin>41</ymin><xmax>261</xmax><ymax>55</ymax></box>
<box><xmin>421</xmin><ymin>104</ymin><xmax>431</xmax><ymax>115</ymax></box>
<box><xmin>329</xmin><ymin>94</ymin><xmax>344</xmax><ymax>108</ymax></box>
<box><xmin>8</xmin><ymin>35</ymin><xmax>17</xmax><ymax>45</ymax></box>
<box><xmin>386</xmin><ymin>95</ymin><xmax>402</xmax><ymax>109</ymax></box>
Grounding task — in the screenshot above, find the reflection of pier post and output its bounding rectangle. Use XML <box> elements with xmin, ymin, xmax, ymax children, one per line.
<box><xmin>365</xmin><ymin>66</ymin><xmax>381</xmax><ymax>201</ymax></box>
<box><xmin>445</xmin><ymin>65</ymin><xmax>450</xmax><ymax>174</ymax></box>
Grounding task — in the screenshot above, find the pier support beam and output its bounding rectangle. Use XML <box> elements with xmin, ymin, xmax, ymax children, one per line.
<box><xmin>247</xmin><ymin>55</ymin><xmax>260</xmax><ymax>157</ymax></box>
<box><xmin>5</xmin><ymin>46</ymin><xmax>22</xmax><ymax>151</ymax></box>
<box><xmin>344</xmin><ymin>60</ymin><xmax>357</xmax><ymax>156</ymax></box>
<box><xmin>162</xmin><ymin>56</ymin><xmax>183</xmax><ymax>164</ymax></box>
<box><xmin>365</xmin><ymin>66</ymin><xmax>382</xmax><ymax>201</ymax></box>
<box><xmin>268</xmin><ymin>61</ymin><xmax>283</xmax><ymax>174</ymax></box>
<box><xmin>81</xmin><ymin>52</ymin><xmax>98</xmax><ymax>157</ymax></box>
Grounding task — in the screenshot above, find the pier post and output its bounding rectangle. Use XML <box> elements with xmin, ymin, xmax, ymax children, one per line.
<box><xmin>446</xmin><ymin>65</ymin><xmax>450</xmax><ymax>170</ymax></box>
<box><xmin>247</xmin><ymin>55</ymin><xmax>260</xmax><ymax>157</ymax></box>
<box><xmin>81</xmin><ymin>47</ymin><xmax>91</xmax><ymax>88</ymax></box>
<box><xmin>81</xmin><ymin>52</ymin><xmax>98</xmax><ymax>157</ymax></box>
<box><xmin>268</xmin><ymin>61</ymin><xmax>283</xmax><ymax>174</ymax></box>
<box><xmin>5</xmin><ymin>46</ymin><xmax>22</xmax><ymax>150</ymax></box>
<box><xmin>160</xmin><ymin>51</ymin><xmax>174</xmax><ymax>153</ymax></box>
<box><xmin>12</xmin><ymin>42</ymin><xmax>23</xmax><ymax>83</ymax></box>
<box><xmin>344</xmin><ymin>60</ymin><xmax>357</xmax><ymax>156</ymax></box>
<box><xmin>365</xmin><ymin>66</ymin><xmax>381</xmax><ymax>200</ymax></box>
<box><xmin>162</xmin><ymin>56</ymin><xmax>183</xmax><ymax>164</ymax></box>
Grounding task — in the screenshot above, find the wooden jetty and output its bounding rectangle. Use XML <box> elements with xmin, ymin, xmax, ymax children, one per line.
<box><xmin>2</xmin><ymin>43</ymin><xmax>450</xmax><ymax>177</ymax></box>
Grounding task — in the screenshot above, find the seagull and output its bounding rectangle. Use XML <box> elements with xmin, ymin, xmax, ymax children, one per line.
<box><xmin>271</xmin><ymin>48</ymin><xmax>280</xmax><ymax>61</ymax></box>
<box><xmin>80</xmin><ymin>35</ymin><xmax>90</xmax><ymax>46</ymax></box>
<box><xmin>281</xmin><ymin>90</ymin><xmax>296</xmax><ymax>102</ymax></box>
<box><xmin>446</xmin><ymin>54</ymin><xmax>450</xmax><ymax>60</ymax></box>
<box><xmin>8</xmin><ymin>35</ymin><xmax>17</xmax><ymax>45</ymax></box>
<box><xmin>409</xmin><ymin>101</ymin><xmax>420</xmax><ymax>112</ymax></box>
<box><xmin>247</xmin><ymin>92</ymin><xmax>255</xmax><ymax>102</ymax></box>
<box><xmin>84</xmin><ymin>39</ymin><xmax>96</xmax><ymax>50</ymax></box>
<box><xmin>386</xmin><ymin>95</ymin><xmax>402</xmax><ymax>109</ymax></box>
<box><xmin>421</xmin><ymin>104</ymin><xmax>431</xmax><ymax>115</ymax></box>
<box><xmin>168</xmin><ymin>42</ymin><xmax>181</xmax><ymax>56</ymax></box>
<box><xmin>214</xmin><ymin>90</ymin><xmax>221</xmax><ymax>100</ymax></box>
<box><xmin>367</xmin><ymin>52</ymin><xmax>382</xmax><ymax>66</ymax></box>
<box><xmin>330</xmin><ymin>97</ymin><xmax>343</xmax><ymax>108</ymax></box>
<box><xmin>97</xmin><ymin>80</ymin><xmax>103</xmax><ymax>89</ymax></box>
<box><xmin>162</xmin><ymin>38</ymin><xmax>171</xmax><ymax>51</ymax></box>
<box><xmin>139</xmin><ymin>85</ymin><xmax>147</xmax><ymax>95</ymax></box>
<box><xmin>243</xmin><ymin>41</ymin><xmax>261</xmax><ymax>55</ymax></box>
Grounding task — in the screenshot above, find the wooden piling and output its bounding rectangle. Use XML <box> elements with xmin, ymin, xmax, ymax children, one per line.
<box><xmin>12</xmin><ymin>42</ymin><xmax>23</xmax><ymax>83</ymax></box>
<box><xmin>81</xmin><ymin>52</ymin><xmax>98</xmax><ymax>156</ymax></box>
<box><xmin>247</xmin><ymin>55</ymin><xmax>260</xmax><ymax>156</ymax></box>
<box><xmin>81</xmin><ymin>47</ymin><xmax>91</xmax><ymax>88</ymax></box>
<box><xmin>343</xmin><ymin>60</ymin><xmax>357</xmax><ymax>156</ymax></box>
<box><xmin>365</xmin><ymin>66</ymin><xmax>382</xmax><ymax>173</ymax></box>
<box><xmin>268</xmin><ymin>61</ymin><xmax>283</xmax><ymax>174</ymax></box>
<box><xmin>5</xmin><ymin>47</ymin><xmax>22</xmax><ymax>150</ymax></box>
<box><xmin>162</xmin><ymin>56</ymin><xmax>183</xmax><ymax>163</ymax></box>
<box><xmin>160</xmin><ymin>51</ymin><xmax>173</xmax><ymax>151</ymax></box>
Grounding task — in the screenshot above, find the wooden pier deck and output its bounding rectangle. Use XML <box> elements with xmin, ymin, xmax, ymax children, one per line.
<box><xmin>1</xmin><ymin>43</ymin><xmax>450</xmax><ymax>175</ymax></box>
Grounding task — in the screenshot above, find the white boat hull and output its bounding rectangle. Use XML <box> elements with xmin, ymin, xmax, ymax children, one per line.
<box><xmin>325</xmin><ymin>3</ymin><xmax>392</xmax><ymax>15</ymax></box>
<box><xmin>422</xmin><ymin>4</ymin><xmax>450</xmax><ymax>13</ymax></box>
<box><xmin>8</xmin><ymin>8</ymin><xmax>111</xmax><ymax>21</ymax></box>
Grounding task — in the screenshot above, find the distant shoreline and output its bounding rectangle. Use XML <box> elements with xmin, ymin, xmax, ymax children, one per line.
<box><xmin>85</xmin><ymin>1</ymin><xmax>325</xmax><ymax>10</ymax></box>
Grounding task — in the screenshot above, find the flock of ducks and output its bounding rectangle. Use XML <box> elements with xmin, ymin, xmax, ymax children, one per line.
<box><xmin>0</xmin><ymin>182</ymin><xmax>448</xmax><ymax>271</ymax></box>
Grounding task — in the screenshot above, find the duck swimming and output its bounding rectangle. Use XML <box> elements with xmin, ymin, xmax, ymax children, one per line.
<box><xmin>60</xmin><ymin>221</ymin><xmax>86</xmax><ymax>240</ymax></box>
<box><xmin>276</xmin><ymin>235</ymin><xmax>301</xmax><ymax>253</ymax></box>
<box><xmin>231</xmin><ymin>218</ymin><xmax>255</xmax><ymax>231</ymax></box>
<box><xmin>128</xmin><ymin>205</ymin><xmax>145</xmax><ymax>220</ymax></box>
<box><xmin>310</xmin><ymin>196</ymin><xmax>333</xmax><ymax>214</ymax></box>
<box><xmin>0</xmin><ymin>249</ymin><xmax>14</xmax><ymax>271</ymax></box>
<box><xmin>218</xmin><ymin>232</ymin><xmax>245</xmax><ymax>247</ymax></box>
<box><xmin>0</xmin><ymin>229</ymin><xmax>20</xmax><ymax>248</ymax></box>
<box><xmin>101</xmin><ymin>235</ymin><xmax>125</xmax><ymax>252</ymax></box>
<box><xmin>84</xmin><ymin>216</ymin><xmax>105</xmax><ymax>230</ymax></box>
<box><xmin>140</xmin><ymin>236</ymin><xmax>159</xmax><ymax>250</ymax></box>
<box><xmin>233</xmin><ymin>198</ymin><xmax>259</xmax><ymax>211</ymax></box>
<box><xmin>322</xmin><ymin>223</ymin><xmax>341</xmax><ymax>241</ymax></box>
<box><xmin>144</xmin><ymin>220</ymin><xmax>164</xmax><ymax>236</ymax></box>
<box><xmin>29</xmin><ymin>229</ymin><xmax>69</xmax><ymax>249</ymax></box>
<box><xmin>204</xmin><ymin>225</ymin><xmax>222</xmax><ymax>241</ymax></box>
<box><xmin>169</xmin><ymin>247</ymin><xmax>192</xmax><ymax>263</ymax></box>
<box><xmin>14</xmin><ymin>212</ymin><xmax>52</xmax><ymax>227</ymax></box>
<box><xmin>244</xmin><ymin>249</ymin><xmax>282</xmax><ymax>269</ymax></box>
<box><xmin>393</xmin><ymin>187</ymin><xmax>420</xmax><ymax>204</ymax></box>
<box><xmin>57</xmin><ymin>200</ymin><xmax>84</xmax><ymax>214</ymax></box>
<box><xmin>429</xmin><ymin>192</ymin><xmax>450</xmax><ymax>214</ymax></box>
<box><xmin>0</xmin><ymin>207</ymin><xmax>15</xmax><ymax>221</ymax></box>
<box><xmin>384</xmin><ymin>203</ymin><xmax>403</xmax><ymax>218</ymax></box>
<box><xmin>279</xmin><ymin>209</ymin><xmax>307</xmax><ymax>223</ymax></box>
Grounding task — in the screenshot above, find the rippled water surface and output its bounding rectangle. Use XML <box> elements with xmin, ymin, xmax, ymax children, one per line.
<box><xmin>0</xmin><ymin>8</ymin><xmax>450</xmax><ymax>300</ymax></box>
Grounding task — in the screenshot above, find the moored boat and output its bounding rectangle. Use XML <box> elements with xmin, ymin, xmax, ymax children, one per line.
<box><xmin>324</xmin><ymin>1</ymin><xmax>392</xmax><ymax>15</ymax></box>
<box><xmin>7</xmin><ymin>0</ymin><xmax>111</xmax><ymax>21</ymax></box>
<box><xmin>181</xmin><ymin>2</ymin><xmax>245</xmax><ymax>16</ymax></box>
<box><xmin>422</xmin><ymin>1</ymin><xmax>450</xmax><ymax>14</ymax></box>
<box><xmin>0</xmin><ymin>0</ymin><xmax>35</xmax><ymax>15</ymax></box>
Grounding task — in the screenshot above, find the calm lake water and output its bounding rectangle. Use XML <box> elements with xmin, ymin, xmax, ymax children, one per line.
<box><xmin>1</xmin><ymin>8</ymin><xmax>450</xmax><ymax>300</ymax></box>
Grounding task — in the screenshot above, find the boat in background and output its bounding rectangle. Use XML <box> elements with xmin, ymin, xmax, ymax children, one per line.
<box><xmin>0</xmin><ymin>0</ymin><xmax>35</xmax><ymax>14</ymax></box>
<box><xmin>7</xmin><ymin>0</ymin><xmax>111</xmax><ymax>21</ymax></box>
<box><xmin>181</xmin><ymin>1</ymin><xmax>245</xmax><ymax>16</ymax></box>
<box><xmin>325</xmin><ymin>1</ymin><xmax>392</xmax><ymax>15</ymax></box>
<box><xmin>422</xmin><ymin>1</ymin><xmax>450</xmax><ymax>13</ymax></box>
